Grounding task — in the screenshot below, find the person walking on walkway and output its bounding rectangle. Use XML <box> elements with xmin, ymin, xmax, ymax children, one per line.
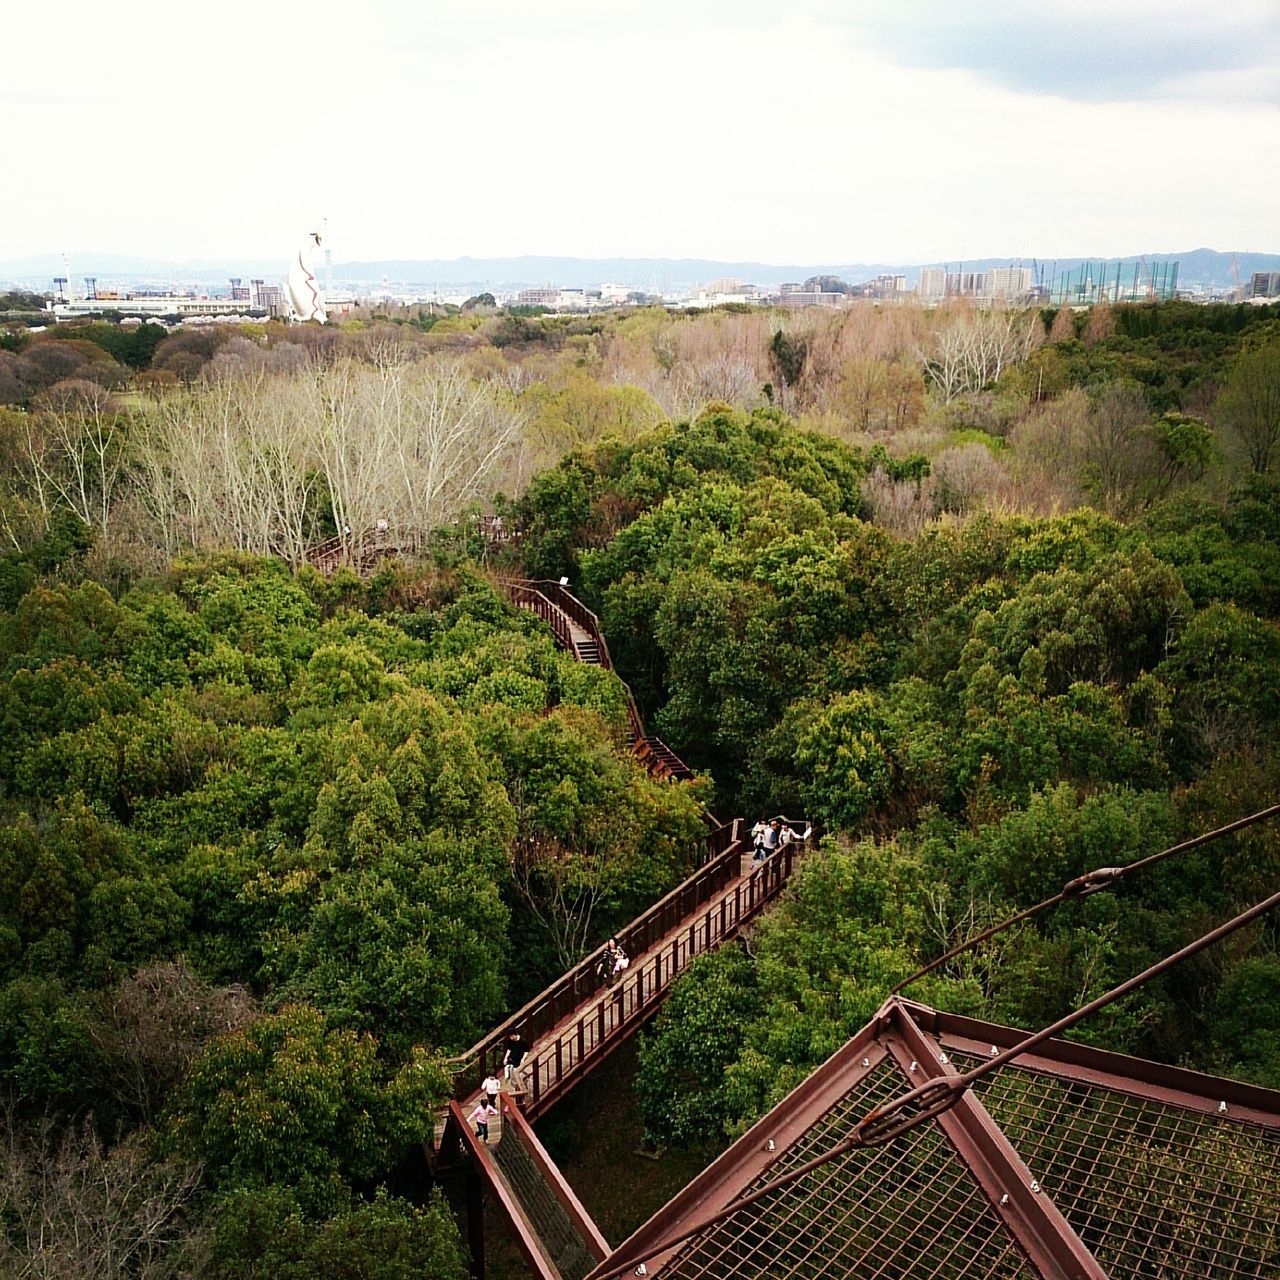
<box><xmin>481</xmin><ymin>1071</ymin><xmax>501</xmax><ymax>1109</ymax></box>
<box><xmin>503</xmin><ymin>1031</ymin><xmax>531</xmax><ymax>1094</ymax></box>
<box><xmin>760</xmin><ymin>817</ymin><xmax>783</xmax><ymax>859</ymax></box>
<box><xmin>601</xmin><ymin>937</ymin><xmax>629</xmax><ymax>987</ymax></box>
<box><xmin>751</xmin><ymin>818</ymin><xmax>768</xmax><ymax>862</ymax></box>
<box><xmin>469</xmin><ymin>1098</ymin><xmax>498</xmax><ymax>1144</ymax></box>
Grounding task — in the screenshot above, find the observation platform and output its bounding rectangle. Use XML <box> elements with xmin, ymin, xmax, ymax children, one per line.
<box><xmin>598</xmin><ymin>997</ymin><xmax>1280</xmax><ymax>1280</ymax></box>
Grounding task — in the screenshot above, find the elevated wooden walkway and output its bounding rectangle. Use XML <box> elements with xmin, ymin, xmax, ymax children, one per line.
<box><xmin>427</xmin><ymin>578</ymin><xmax>814</xmax><ymax>1278</ymax></box>
<box><xmin>504</xmin><ymin>579</ymin><xmax>698</xmax><ymax>786</ymax></box>
<box><xmin>440</xmin><ymin>1095</ymin><xmax>608</xmax><ymax>1280</ymax></box>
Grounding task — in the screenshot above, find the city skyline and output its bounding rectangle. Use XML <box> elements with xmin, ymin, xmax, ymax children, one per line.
<box><xmin>3</xmin><ymin>0</ymin><xmax>1278</xmax><ymax>264</ymax></box>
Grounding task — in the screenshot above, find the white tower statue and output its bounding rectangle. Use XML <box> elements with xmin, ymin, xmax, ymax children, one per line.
<box><xmin>287</xmin><ymin>230</ymin><xmax>328</xmax><ymax>323</ymax></box>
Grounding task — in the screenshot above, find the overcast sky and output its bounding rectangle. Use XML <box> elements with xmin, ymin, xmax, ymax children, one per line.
<box><xmin>3</xmin><ymin>0</ymin><xmax>1277</xmax><ymax>265</ymax></box>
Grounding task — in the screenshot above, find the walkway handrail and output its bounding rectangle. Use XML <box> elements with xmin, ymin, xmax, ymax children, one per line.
<box><xmin>516</xmin><ymin>836</ymin><xmax>805</xmax><ymax>1120</ymax></box>
<box><xmin>506</xmin><ymin>581</ymin><xmax>579</xmax><ymax>655</ymax></box>
<box><xmin>445</xmin><ymin>819</ymin><xmax>744</xmax><ymax>1097</ymax></box>
<box><xmin>502</xmin><ymin>578</ymin><xmax>652</xmax><ymax>745</ymax></box>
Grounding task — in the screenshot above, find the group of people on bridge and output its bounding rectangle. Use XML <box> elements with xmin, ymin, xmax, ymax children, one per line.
<box><xmin>752</xmin><ymin>815</ymin><xmax>804</xmax><ymax>862</ymax></box>
<box><xmin>468</xmin><ymin>1030</ymin><xmax>532</xmax><ymax>1142</ymax></box>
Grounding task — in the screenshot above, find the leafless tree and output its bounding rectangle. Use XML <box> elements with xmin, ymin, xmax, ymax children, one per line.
<box><xmin>21</xmin><ymin>381</ymin><xmax>128</xmax><ymax>532</ymax></box>
<box><xmin>1006</xmin><ymin>389</ymin><xmax>1090</xmax><ymax>513</ymax></box>
<box><xmin>1048</xmin><ymin>306</ymin><xmax>1077</xmax><ymax>343</ymax></box>
<box><xmin>86</xmin><ymin>960</ymin><xmax>258</xmax><ymax>1124</ymax></box>
<box><xmin>1083</xmin><ymin>301</ymin><xmax>1116</xmax><ymax>345</ymax></box>
<box><xmin>506</xmin><ymin>830</ymin><xmax>626</xmax><ymax>972</ymax></box>
<box><xmin>1082</xmin><ymin>382</ymin><xmax>1155</xmax><ymax>514</ymax></box>
<box><xmin>932</xmin><ymin>443</ymin><xmax>1009</xmax><ymax>514</ymax></box>
<box><xmin>305</xmin><ymin>357</ymin><xmax>527</xmax><ymax>556</ymax></box>
<box><xmin>133</xmin><ymin>357</ymin><xmax>525</xmax><ymax>563</ymax></box>
<box><xmin>836</xmin><ymin>357</ymin><xmax>925</xmax><ymax>434</ymax></box>
<box><xmin>0</xmin><ymin>1117</ymin><xmax>205</xmax><ymax>1280</ymax></box>
<box><xmin>503</xmin><ymin>780</ymin><xmax>637</xmax><ymax>971</ymax></box>
<box><xmin>862</xmin><ymin>469</ymin><xmax>936</xmax><ymax>538</ymax></box>
<box><xmin>920</xmin><ymin>307</ymin><xmax>1041</xmax><ymax>403</ymax></box>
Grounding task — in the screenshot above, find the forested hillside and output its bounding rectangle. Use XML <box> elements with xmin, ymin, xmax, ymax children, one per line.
<box><xmin>1</xmin><ymin>296</ymin><xmax>1278</xmax><ymax>1273</ymax></box>
<box><xmin>0</xmin><ymin>555</ymin><xmax>704</xmax><ymax>1273</ymax></box>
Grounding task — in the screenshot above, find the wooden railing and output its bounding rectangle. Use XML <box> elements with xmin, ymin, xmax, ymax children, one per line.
<box><xmin>515</xmin><ymin>840</ymin><xmax>802</xmax><ymax>1121</ymax></box>
<box><xmin>506</xmin><ymin>581</ymin><xmax>579</xmax><ymax>655</ymax></box>
<box><xmin>445</xmin><ymin>826</ymin><xmax>815</xmax><ymax>1122</ymax></box>
<box><xmin>306</xmin><ymin>529</ymin><xmax>411</xmax><ymax>577</ymax></box>
<box><xmin>447</xmin><ymin>819</ymin><xmax>744</xmax><ymax>1100</ymax></box>
<box><xmin>503</xmin><ymin>580</ymin><xmax>696</xmax><ymax>779</ymax></box>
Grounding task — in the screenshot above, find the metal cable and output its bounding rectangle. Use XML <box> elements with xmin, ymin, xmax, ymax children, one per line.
<box><xmin>591</xmin><ymin>806</ymin><xmax>1280</xmax><ymax>1280</ymax></box>
<box><xmin>890</xmin><ymin>804</ymin><xmax>1280</xmax><ymax>997</ymax></box>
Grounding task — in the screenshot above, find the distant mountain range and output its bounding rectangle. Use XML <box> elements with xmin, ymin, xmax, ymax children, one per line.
<box><xmin>3</xmin><ymin>248</ymin><xmax>1278</xmax><ymax>292</ymax></box>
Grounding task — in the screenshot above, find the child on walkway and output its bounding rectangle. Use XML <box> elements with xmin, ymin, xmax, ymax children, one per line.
<box><xmin>469</xmin><ymin>1098</ymin><xmax>498</xmax><ymax>1144</ymax></box>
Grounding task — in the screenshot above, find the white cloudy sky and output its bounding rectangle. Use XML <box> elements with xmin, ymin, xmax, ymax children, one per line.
<box><xmin>3</xmin><ymin>0</ymin><xmax>1277</xmax><ymax>264</ymax></box>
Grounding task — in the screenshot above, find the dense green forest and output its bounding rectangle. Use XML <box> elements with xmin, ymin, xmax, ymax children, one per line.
<box><xmin>511</xmin><ymin>403</ymin><xmax>1280</xmax><ymax>1146</ymax></box>
<box><xmin>1</xmin><ymin>297</ymin><xmax>1278</xmax><ymax>1273</ymax></box>
<box><xmin>0</xmin><ymin>554</ymin><xmax>704</xmax><ymax>1273</ymax></box>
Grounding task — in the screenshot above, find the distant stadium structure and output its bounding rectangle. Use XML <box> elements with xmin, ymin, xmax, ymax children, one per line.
<box><xmin>1052</xmin><ymin>259</ymin><xmax>1178</xmax><ymax>305</ymax></box>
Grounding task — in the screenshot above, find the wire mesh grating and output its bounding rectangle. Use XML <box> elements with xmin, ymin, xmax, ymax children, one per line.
<box><xmin>493</xmin><ymin>1121</ymin><xmax>599</xmax><ymax>1280</ymax></box>
<box><xmin>658</xmin><ymin>1060</ymin><xmax>1034</xmax><ymax>1280</ymax></box>
<box><xmin>955</xmin><ymin>1053</ymin><xmax>1280</xmax><ymax>1279</ymax></box>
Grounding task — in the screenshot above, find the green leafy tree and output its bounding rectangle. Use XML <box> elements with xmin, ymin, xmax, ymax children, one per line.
<box><xmin>1215</xmin><ymin>340</ymin><xmax>1280</xmax><ymax>473</ymax></box>
<box><xmin>169</xmin><ymin>1005</ymin><xmax>447</xmax><ymax>1214</ymax></box>
<box><xmin>636</xmin><ymin>948</ymin><xmax>762</xmax><ymax>1147</ymax></box>
<box><xmin>203</xmin><ymin>1185</ymin><xmax>467</xmax><ymax>1280</ymax></box>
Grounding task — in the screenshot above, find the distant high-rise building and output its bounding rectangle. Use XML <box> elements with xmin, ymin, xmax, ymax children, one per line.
<box><xmin>864</xmin><ymin>273</ymin><xmax>906</xmax><ymax>296</ymax></box>
<box><xmin>1250</xmin><ymin>272</ymin><xmax>1280</xmax><ymax>299</ymax></box>
<box><xmin>917</xmin><ymin>267</ymin><xmax>946</xmax><ymax>299</ymax></box>
<box><xmin>946</xmin><ymin>271</ymin><xmax>985</xmax><ymax>297</ymax></box>
<box><xmin>251</xmin><ymin>279</ymin><xmax>285</xmax><ymax>311</ymax></box>
<box><xmin>985</xmin><ymin>266</ymin><xmax>1033</xmax><ymax>298</ymax></box>
<box><xmin>516</xmin><ymin>288</ymin><xmax>560</xmax><ymax>307</ymax></box>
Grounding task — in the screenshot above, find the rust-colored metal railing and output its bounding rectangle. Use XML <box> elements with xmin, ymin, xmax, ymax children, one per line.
<box><xmin>447</xmin><ymin>819</ymin><xmax>742</xmax><ymax>1103</ymax></box>
<box><xmin>444</xmin><ymin>823</ymin><xmax>814</xmax><ymax>1123</ymax></box>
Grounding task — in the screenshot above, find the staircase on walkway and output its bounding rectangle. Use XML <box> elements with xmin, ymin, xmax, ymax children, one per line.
<box><xmin>503</xmin><ymin>579</ymin><xmax>696</xmax><ymax>784</ymax></box>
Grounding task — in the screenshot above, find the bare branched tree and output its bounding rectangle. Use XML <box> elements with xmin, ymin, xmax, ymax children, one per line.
<box><xmin>919</xmin><ymin>307</ymin><xmax>1041</xmax><ymax>403</ymax></box>
<box><xmin>22</xmin><ymin>382</ymin><xmax>128</xmax><ymax>532</ymax></box>
<box><xmin>504</xmin><ymin>781</ymin><xmax>633</xmax><ymax>970</ymax></box>
<box><xmin>132</xmin><ymin>357</ymin><xmax>526</xmax><ymax>563</ymax></box>
<box><xmin>0</xmin><ymin>1117</ymin><xmax>204</xmax><ymax>1280</ymax></box>
<box><xmin>507</xmin><ymin>830</ymin><xmax>626</xmax><ymax>971</ymax></box>
<box><xmin>86</xmin><ymin>960</ymin><xmax>258</xmax><ymax>1124</ymax></box>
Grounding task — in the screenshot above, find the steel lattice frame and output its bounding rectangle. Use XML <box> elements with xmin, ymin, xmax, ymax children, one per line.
<box><xmin>593</xmin><ymin>999</ymin><xmax>1280</xmax><ymax>1280</ymax></box>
